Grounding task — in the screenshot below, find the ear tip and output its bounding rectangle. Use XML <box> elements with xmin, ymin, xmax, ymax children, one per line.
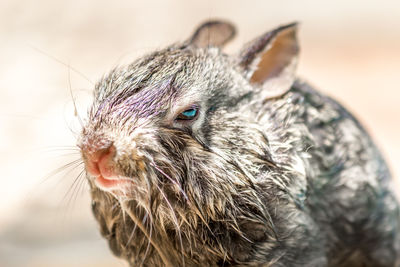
<box><xmin>279</xmin><ymin>21</ymin><xmax>300</xmax><ymax>32</ymax></box>
<box><xmin>288</xmin><ymin>21</ymin><xmax>300</xmax><ymax>26</ymax></box>
<box><xmin>199</xmin><ymin>19</ymin><xmax>235</xmax><ymax>28</ymax></box>
<box><xmin>200</xmin><ymin>19</ymin><xmax>235</xmax><ymax>27</ymax></box>
<box><xmin>187</xmin><ymin>19</ymin><xmax>237</xmax><ymax>48</ymax></box>
<box><xmin>199</xmin><ymin>19</ymin><xmax>237</xmax><ymax>37</ymax></box>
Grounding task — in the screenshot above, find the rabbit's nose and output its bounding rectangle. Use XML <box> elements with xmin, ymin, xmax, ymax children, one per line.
<box><xmin>81</xmin><ymin>141</ymin><xmax>134</xmax><ymax>190</ymax></box>
<box><xmin>83</xmin><ymin>143</ymin><xmax>116</xmax><ymax>178</ymax></box>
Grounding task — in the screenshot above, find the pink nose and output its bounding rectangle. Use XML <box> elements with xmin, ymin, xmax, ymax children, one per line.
<box><xmin>81</xmin><ymin>140</ymin><xmax>134</xmax><ymax>191</ymax></box>
<box><xmin>82</xmin><ymin>143</ymin><xmax>116</xmax><ymax>179</ymax></box>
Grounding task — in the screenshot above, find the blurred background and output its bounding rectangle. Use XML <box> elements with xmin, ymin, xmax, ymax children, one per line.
<box><xmin>0</xmin><ymin>0</ymin><xmax>399</xmax><ymax>266</ymax></box>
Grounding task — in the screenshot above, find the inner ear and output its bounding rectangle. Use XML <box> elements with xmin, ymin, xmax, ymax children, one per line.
<box><xmin>239</xmin><ymin>23</ymin><xmax>299</xmax><ymax>99</ymax></box>
<box><xmin>250</xmin><ymin>26</ymin><xmax>298</xmax><ymax>84</ymax></box>
<box><xmin>186</xmin><ymin>20</ymin><xmax>236</xmax><ymax>48</ymax></box>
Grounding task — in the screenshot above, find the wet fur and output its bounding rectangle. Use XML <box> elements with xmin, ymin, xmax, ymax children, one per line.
<box><xmin>80</xmin><ymin>30</ymin><xmax>400</xmax><ymax>266</ymax></box>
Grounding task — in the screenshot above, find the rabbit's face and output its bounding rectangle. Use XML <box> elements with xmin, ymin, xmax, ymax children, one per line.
<box><xmin>80</xmin><ymin>46</ymin><xmax>245</xmax><ymax>196</ymax></box>
<box><xmin>78</xmin><ymin>21</ymin><xmax>300</xmax><ymax>265</ymax></box>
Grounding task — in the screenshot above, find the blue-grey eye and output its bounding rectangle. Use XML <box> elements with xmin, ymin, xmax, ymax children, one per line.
<box><xmin>176</xmin><ymin>107</ymin><xmax>198</xmax><ymax>121</ymax></box>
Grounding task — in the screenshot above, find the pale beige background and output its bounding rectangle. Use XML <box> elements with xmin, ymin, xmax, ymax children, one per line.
<box><xmin>0</xmin><ymin>1</ymin><xmax>399</xmax><ymax>266</ymax></box>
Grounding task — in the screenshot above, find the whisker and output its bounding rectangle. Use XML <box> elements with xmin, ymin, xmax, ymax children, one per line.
<box><xmin>121</xmin><ymin>200</ymin><xmax>173</xmax><ymax>267</ymax></box>
<box><xmin>112</xmin><ymin>201</ymin><xmax>120</xmax><ymax>211</ymax></box>
<box><xmin>62</xmin><ymin>167</ymin><xmax>85</xmax><ymax>210</ymax></box>
<box><xmin>39</xmin><ymin>159</ymin><xmax>83</xmax><ymax>185</ymax></box>
<box><xmin>75</xmin><ymin>169</ymin><xmax>88</xmax><ymax>199</ymax></box>
<box><xmin>140</xmin><ymin>213</ymin><xmax>152</xmax><ymax>267</ymax></box>
<box><xmin>35</xmin><ymin>145</ymin><xmax>80</xmax><ymax>151</ymax></box>
<box><xmin>140</xmin><ymin>180</ymin><xmax>155</xmax><ymax>265</ymax></box>
<box><xmin>66</xmin><ymin>169</ymin><xmax>87</xmax><ymax>213</ymax></box>
<box><xmin>151</xmin><ymin>162</ymin><xmax>211</xmax><ymax>235</ymax></box>
<box><xmin>41</xmin><ymin>151</ymin><xmax>82</xmax><ymax>159</ymax></box>
<box><xmin>28</xmin><ymin>44</ymin><xmax>94</xmax><ymax>85</ymax></box>
<box><xmin>123</xmin><ymin>200</ymin><xmax>143</xmax><ymax>250</ymax></box>
<box><xmin>125</xmin><ymin>216</ymin><xmax>139</xmax><ymax>248</ymax></box>
<box><xmin>153</xmin><ymin>183</ymin><xmax>185</xmax><ymax>266</ymax></box>
<box><xmin>150</xmin><ymin>162</ymin><xmax>188</xmax><ymax>201</ymax></box>
<box><xmin>58</xmin><ymin>167</ymin><xmax>85</xmax><ymax>223</ymax></box>
<box><xmin>68</xmin><ymin>66</ymin><xmax>84</xmax><ymax>128</ymax></box>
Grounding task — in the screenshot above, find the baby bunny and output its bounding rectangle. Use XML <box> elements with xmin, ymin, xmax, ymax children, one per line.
<box><xmin>78</xmin><ymin>20</ymin><xmax>400</xmax><ymax>266</ymax></box>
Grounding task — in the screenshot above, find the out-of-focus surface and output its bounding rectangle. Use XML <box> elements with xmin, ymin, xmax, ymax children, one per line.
<box><xmin>0</xmin><ymin>1</ymin><xmax>399</xmax><ymax>266</ymax></box>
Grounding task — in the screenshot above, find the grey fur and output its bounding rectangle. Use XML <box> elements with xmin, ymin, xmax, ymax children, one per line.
<box><xmin>78</xmin><ymin>21</ymin><xmax>400</xmax><ymax>266</ymax></box>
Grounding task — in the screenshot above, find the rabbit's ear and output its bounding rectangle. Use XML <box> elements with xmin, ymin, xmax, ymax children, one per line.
<box><xmin>186</xmin><ymin>20</ymin><xmax>236</xmax><ymax>48</ymax></box>
<box><xmin>238</xmin><ymin>23</ymin><xmax>299</xmax><ymax>99</ymax></box>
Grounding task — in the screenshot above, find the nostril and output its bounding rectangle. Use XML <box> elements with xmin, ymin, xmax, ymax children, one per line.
<box><xmin>90</xmin><ymin>145</ymin><xmax>115</xmax><ymax>163</ymax></box>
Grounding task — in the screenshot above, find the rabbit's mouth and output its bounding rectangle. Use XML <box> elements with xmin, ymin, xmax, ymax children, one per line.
<box><xmin>94</xmin><ymin>175</ymin><xmax>134</xmax><ymax>192</ymax></box>
<box><xmin>87</xmin><ymin>164</ymin><xmax>136</xmax><ymax>197</ymax></box>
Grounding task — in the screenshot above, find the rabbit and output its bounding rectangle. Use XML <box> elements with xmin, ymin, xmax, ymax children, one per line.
<box><xmin>78</xmin><ymin>20</ymin><xmax>400</xmax><ymax>266</ymax></box>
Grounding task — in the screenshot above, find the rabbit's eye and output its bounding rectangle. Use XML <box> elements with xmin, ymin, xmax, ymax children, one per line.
<box><xmin>176</xmin><ymin>107</ymin><xmax>198</xmax><ymax>121</ymax></box>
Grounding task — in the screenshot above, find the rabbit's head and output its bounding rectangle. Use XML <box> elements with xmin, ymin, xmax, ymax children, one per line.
<box><xmin>79</xmin><ymin>20</ymin><xmax>300</xmax><ymax>265</ymax></box>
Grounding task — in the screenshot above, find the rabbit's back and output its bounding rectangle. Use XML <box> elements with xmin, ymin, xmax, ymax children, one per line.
<box><xmin>263</xmin><ymin>80</ymin><xmax>400</xmax><ymax>266</ymax></box>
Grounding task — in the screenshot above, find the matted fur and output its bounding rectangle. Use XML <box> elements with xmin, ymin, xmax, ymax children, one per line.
<box><xmin>79</xmin><ymin>22</ymin><xmax>400</xmax><ymax>266</ymax></box>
